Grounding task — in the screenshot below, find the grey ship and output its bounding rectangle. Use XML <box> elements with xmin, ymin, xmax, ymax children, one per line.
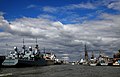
<box><xmin>2</xmin><ymin>39</ymin><xmax>56</xmax><ymax>67</ymax></box>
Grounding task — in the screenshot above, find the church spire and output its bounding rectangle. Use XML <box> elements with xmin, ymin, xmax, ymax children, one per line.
<box><xmin>84</xmin><ymin>44</ymin><xmax>88</xmax><ymax>61</ymax></box>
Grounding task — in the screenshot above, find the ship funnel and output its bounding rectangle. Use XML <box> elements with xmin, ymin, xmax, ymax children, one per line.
<box><xmin>14</xmin><ymin>46</ymin><xmax>18</xmax><ymax>52</ymax></box>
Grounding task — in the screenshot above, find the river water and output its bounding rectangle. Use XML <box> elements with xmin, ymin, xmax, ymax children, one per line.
<box><xmin>0</xmin><ymin>65</ymin><xmax>120</xmax><ymax>77</ymax></box>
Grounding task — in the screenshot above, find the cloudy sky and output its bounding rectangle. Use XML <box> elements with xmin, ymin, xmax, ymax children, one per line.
<box><xmin>0</xmin><ymin>0</ymin><xmax>120</xmax><ymax>61</ymax></box>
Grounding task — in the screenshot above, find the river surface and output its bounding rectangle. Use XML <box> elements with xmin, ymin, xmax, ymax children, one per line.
<box><xmin>0</xmin><ymin>65</ymin><xmax>120</xmax><ymax>77</ymax></box>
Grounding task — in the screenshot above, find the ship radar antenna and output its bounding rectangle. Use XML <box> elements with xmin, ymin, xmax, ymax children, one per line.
<box><xmin>35</xmin><ymin>38</ymin><xmax>39</xmax><ymax>50</ymax></box>
<box><xmin>21</xmin><ymin>38</ymin><xmax>26</xmax><ymax>54</ymax></box>
<box><xmin>23</xmin><ymin>38</ymin><xmax>25</xmax><ymax>46</ymax></box>
<box><xmin>22</xmin><ymin>38</ymin><xmax>26</xmax><ymax>51</ymax></box>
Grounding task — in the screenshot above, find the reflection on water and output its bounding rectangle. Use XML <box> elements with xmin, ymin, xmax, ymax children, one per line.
<box><xmin>0</xmin><ymin>65</ymin><xmax>120</xmax><ymax>77</ymax></box>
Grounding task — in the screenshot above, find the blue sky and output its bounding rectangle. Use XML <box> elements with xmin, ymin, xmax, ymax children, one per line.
<box><xmin>0</xmin><ymin>0</ymin><xmax>119</xmax><ymax>23</ymax></box>
<box><xmin>0</xmin><ymin>0</ymin><xmax>120</xmax><ymax>61</ymax></box>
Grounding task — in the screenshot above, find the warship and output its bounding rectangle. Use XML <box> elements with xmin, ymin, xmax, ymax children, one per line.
<box><xmin>2</xmin><ymin>39</ymin><xmax>56</xmax><ymax>67</ymax></box>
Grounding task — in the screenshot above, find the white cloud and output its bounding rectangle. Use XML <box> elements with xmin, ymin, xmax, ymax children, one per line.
<box><xmin>43</xmin><ymin>6</ymin><xmax>57</xmax><ymax>13</ymax></box>
<box><xmin>65</xmin><ymin>3</ymin><xmax>96</xmax><ymax>10</ymax></box>
<box><xmin>0</xmin><ymin>12</ymin><xmax>120</xmax><ymax>60</ymax></box>
<box><xmin>108</xmin><ymin>1</ymin><xmax>120</xmax><ymax>11</ymax></box>
<box><xmin>38</xmin><ymin>14</ymin><xmax>56</xmax><ymax>20</ymax></box>
<box><xmin>43</xmin><ymin>2</ymin><xmax>96</xmax><ymax>13</ymax></box>
<box><xmin>0</xmin><ymin>15</ymin><xmax>10</xmax><ymax>31</ymax></box>
<box><xmin>0</xmin><ymin>32</ymin><xmax>12</xmax><ymax>37</ymax></box>
<box><xmin>0</xmin><ymin>12</ymin><xmax>5</xmax><ymax>15</ymax></box>
<box><xmin>26</xmin><ymin>4</ymin><xmax>37</xmax><ymax>9</ymax></box>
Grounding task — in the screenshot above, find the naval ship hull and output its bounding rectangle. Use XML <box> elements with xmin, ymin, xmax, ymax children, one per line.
<box><xmin>2</xmin><ymin>58</ymin><xmax>48</xmax><ymax>67</ymax></box>
<box><xmin>2</xmin><ymin>58</ymin><xmax>18</xmax><ymax>67</ymax></box>
<box><xmin>17</xmin><ymin>58</ymin><xmax>47</xmax><ymax>67</ymax></box>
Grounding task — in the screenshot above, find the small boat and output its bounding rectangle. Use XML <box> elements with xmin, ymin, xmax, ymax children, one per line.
<box><xmin>113</xmin><ymin>61</ymin><xmax>119</xmax><ymax>66</ymax></box>
<box><xmin>82</xmin><ymin>60</ymin><xmax>89</xmax><ymax>66</ymax></box>
<box><xmin>97</xmin><ymin>52</ymin><xmax>108</xmax><ymax>66</ymax></box>
<box><xmin>72</xmin><ymin>62</ymin><xmax>75</xmax><ymax>65</ymax></box>
<box><xmin>43</xmin><ymin>52</ymin><xmax>56</xmax><ymax>65</ymax></box>
<box><xmin>89</xmin><ymin>51</ymin><xmax>97</xmax><ymax>66</ymax></box>
<box><xmin>90</xmin><ymin>63</ymin><xmax>97</xmax><ymax>66</ymax></box>
<box><xmin>79</xmin><ymin>59</ymin><xmax>84</xmax><ymax>65</ymax></box>
<box><xmin>54</xmin><ymin>59</ymin><xmax>63</xmax><ymax>65</ymax></box>
<box><xmin>99</xmin><ymin>60</ymin><xmax>108</xmax><ymax>66</ymax></box>
<box><xmin>89</xmin><ymin>59</ymin><xmax>97</xmax><ymax>66</ymax></box>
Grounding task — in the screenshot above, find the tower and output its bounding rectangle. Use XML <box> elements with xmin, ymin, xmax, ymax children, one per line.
<box><xmin>84</xmin><ymin>44</ymin><xmax>88</xmax><ymax>61</ymax></box>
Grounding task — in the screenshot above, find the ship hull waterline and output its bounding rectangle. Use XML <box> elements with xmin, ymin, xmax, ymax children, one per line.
<box><xmin>2</xmin><ymin>58</ymin><xmax>52</xmax><ymax>67</ymax></box>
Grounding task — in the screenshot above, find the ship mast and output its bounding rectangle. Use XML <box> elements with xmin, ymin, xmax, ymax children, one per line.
<box><xmin>36</xmin><ymin>38</ymin><xmax>37</xmax><ymax>46</ymax></box>
<box><xmin>35</xmin><ymin>38</ymin><xmax>38</xmax><ymax>48</ymax></box>
<box><xmin>35</xmin><ymin>38</ymin><xmax>39</xmax><ymax>53</ymax></box>
<box><xmin>22</xmin><ymin>38</ymin><xmax>26</xmax><ymax>54</ymax></box>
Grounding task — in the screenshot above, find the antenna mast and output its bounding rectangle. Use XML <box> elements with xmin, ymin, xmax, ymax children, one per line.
<box><xmin>23</xmin><ymin>38</ymin><xmax>24</xmax><ymax>46</ymax></box>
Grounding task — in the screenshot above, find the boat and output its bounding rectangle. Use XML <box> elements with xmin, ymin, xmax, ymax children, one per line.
<box><xmin>112</xmin><ymin>50</ymin><xmax>120</xmax><ymax>66</ymax></box>
<box><xmin>79</xmin><ymin>59</ymin><xmax>84</xmax><ymax>65</ymax></box>
<box><xmin>17</xmin><ymin>45</ymin><xmax>48</xmax><ymax>67</ymax></box>
<box><xmin>97</xmin><ymin>51</ymin><xmax>108</xmax><ymax>66</ymax></box>
<box><xmin>2</xmin><ymin>39</ymin><xmax>55</xmax><ymax>67</ymax></box>
<box><xmin>89</xmin><ymin>51</ymin><xmax>97</xmax><ymax>66</ymax></box>
<box><xmin>89</xmin><ymin>63</ymin><xmax>97</xmax><ymax>66</ymax></box>
<box><xmin>89</xmin><ymin>59</ymin><xmax>97</xmax><ymax>66</ymax></box>
<box><xmin>2</xmin><ymin>45</ymin><xmax>48</xmax><ymax>67</ymax></box>
<box><xmin>113</xmin><ymin>61</ymin><xmax>119</xmax><ymax>66</ymax></box>
<box><xmin>43</xmin><ymin>52</ymin><xmax>56</xmax><ymax>65</ymax></box>
<box><xmin>82</xmin><ymin>61</ymin><xmax>89</xmax><ymax>66</ymax></box>
<box><xmin>42</xmin><ymin>47</ymin><xmax>56</xmax><ymax>65</ymax></box>
<box><xmin>112</xmin><ymin>59</ymin><xmax>120</xmax><ymax>66</ymax></box>
<box><xmin>54</xmin><ymin>59</ymin><xmax>63</xmax><ymax>65</ymax></box>
<box><xmin>99</xmin><ymin>59</ymin><xmax>108</xmax><ymax>66</ymax></box>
